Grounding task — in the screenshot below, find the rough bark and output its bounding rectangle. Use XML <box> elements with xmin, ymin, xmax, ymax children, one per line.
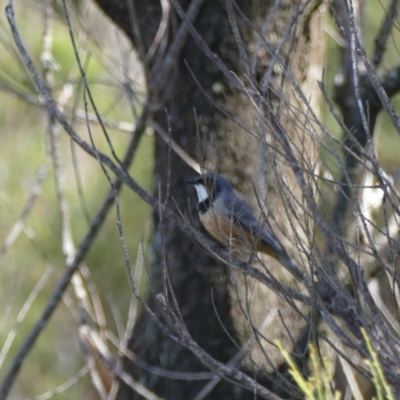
<box><xmin>92</xmin><ymin>0</ymin><xmax>326</xmax><ymax>398</ymax></box>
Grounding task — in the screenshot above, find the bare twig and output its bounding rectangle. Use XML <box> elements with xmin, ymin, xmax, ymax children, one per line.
<box><xmin>150</xmin><ymin>0</ymin><xmax>205</xmax><ymax>89</ymax></box>
<box><xmin>0</xmin><ymin>163</ymin><xmax>48</xmax><ymax>258</ymax></box>
<box><xmin>373</xmin><ymin>0</ymin><xmax>399</xmax><ymax>66</ymax></box>
<box><xmin>42</xmin><ymin>5</ymin><xmax>110</xmax><ymax>394</ymax></box>
<box><xmin>0</xmin><ymin>6</ymin><xmax>150</xmax><ymax>393</ymax></box>
<box><xmin>0</xmin><ymin>267</ymin><xmax>53</xmax><ymax>371</ymax></box>
<box><xmin>106</xmin><ymin>331</ymin><xmax>215</xmax><ymax>381</ymax></box>
<box><xmin>151</xmin><ymin>119</ymin><xmax>200</xmax><ymax>173</ymax></box>
<box><xmin>33</xmin><ymin>366</ymin><xmax>89</xmax><ymax>400</ymax></box>
<box><xmin>79</xmin><ymin>323</ymin><xmax>164</xmax><ymax>400</ymax></box>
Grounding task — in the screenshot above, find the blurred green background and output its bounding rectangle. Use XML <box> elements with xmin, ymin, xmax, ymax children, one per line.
<box><xmin>0</xmin><ymin>0</ymin><xmax>153</xmax><ymax>398</ymax></box>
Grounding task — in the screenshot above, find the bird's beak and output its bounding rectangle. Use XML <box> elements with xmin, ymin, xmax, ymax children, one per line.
<box><xmin>185</xmin><ymin>177</ymin><xmax>198</xmax><ymax>185</ymax></box>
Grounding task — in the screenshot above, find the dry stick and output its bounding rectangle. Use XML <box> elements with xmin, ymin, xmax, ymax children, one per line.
<box><xmin>42</xmin><ymin>3</ymin><xmax>108</xmax><ymax>395</ymax></box>
<box><xmin>71</xmin><ymin>108</ymin><xmax>137</xmax><ymax>132</ymax></box>
<box><xmin>0</xmin><ymin>74</ymin><xmax>217</xmax><ymax>175</ymax></box>
<box><xmin>80</xmin><ymin>264</ymin><xmax>108</xmax><ymax>340</ymax></box>
<box><xmin>171</xmin><ymin>0</ymin><xmax>361</xmax><ymax>288</ymax></box>
<box><xmin>372</xmin><ymin>0</ymin><xmax>399</xmax><ymax>67</ymax></box>
<box><xmin>225</xmin><ymin>0</ymin><xmax>250</xmax><ymax>78</ymax></box>
<box><xmin>150</xmin><ymin>119</ymin><xmax>200</xmax><ymax>173</ymax></box>
<box><xmin>265</xmin><ymin>104</ymin><xmax>375</xmax><ymax>347</ymax></box>
<box><xmin>341</xmin><ymin>0</ymin><xmax>393</xmax><ymax>294</ymax></box>
<box><xmin>113</xmin><ymin>371</ymin><xmax>164</xmax><ymax>400</ymax></box>
<box><xmin>2</xmin><ymin>87</ymin><xmax>300</xmax><ymax>400</ymax></box>
<box><xmin>150</xmin><ymin>0</ymin><xmax>205</xmax><ymax>88</ymax></box>
<box><xmin>327</xmin><ymin>1</ymin><xmax>368</xmax><ymax>241</ymax></box>
<box><xmin>106</xmin><ymin>331</ymin><xmax>215</xmax><ymax>381</ymax></box>
<box><xmin>144</xmin><ymin>0</ymin><xmax>170</xmax><ymax>64</ymax></box>
<box><xmin>347</xmin><ymin>1</ymin><xmax>400</xmax><ymax>363</ymax></box>
<box><xmin>330</xmin><ymin>2</ymin><xmax>400</xmax><ymax>211</ymax></box>
<box><xmin>236</xmin><ymin>20</ymin><xmax>380</xmax><ymax>347</ymax></box>
<box><xmin>0</xmin><ymin>123</ymin><xmax>147</xmax><ymax>399</ymax></box>
<box><xmin>80</xmin><ymin>324</ymin><xmax>164</xmax><ymax>400</ymax></box>
<box><xmin>260</xmin><ymin>1</ymin><xmax>307</xmax><ymax>94</ymax></box>
<box><xmin>0</xmin><ymin>70</ymin><xmax>198</xmax><ymax>183</ymax></box>
<box><xmin>170</xmin><ymin>0</ymin><xmax>243</xmax><ymax>92</ymax></box>
<box><xmin>172</xmin><ymin>320</ymin><xmax>283</xmax><ymax>400</ymax></box>
<box><xmin>78</xmin><ymin>324</ymin><xmax>108</xmax><ymax>400</ymax></box>
<box><xmin>3</xmin><ymin>4</ymin><xmax>305</xmax><ymax>399</ymax></box>
<box><xmin>33</xmin><ymin>366</ymin><xmax>89</xmax><ymax>400</ymax></box>
<box><xmin>250</xmin><ymin>0</ymin><xmax>280</xmax><ymax>74</ymax></box>
<box><xmin>4</xmin><ymin>1</ymin><xmax>309</xmax><ymax>299</ymax></box>
<box><xmin>108</xmin><ymin>247</ymin><xmax>146</xmax><ymax>399</ymax></box>
<box><xmin>244</xmin><ymin>1</ymin><xmax>381</xmax><ymax>271</ymax></box>
<box><xmin>62</xmin><ymin>0</ymin><xmax>148</xmax><ymax>387</ymax></box>
<box><xmin>0</xmin><ymin>7</ymin><xmax>149</xmax><ymax>394</ymax></box>
<box><xmin>356</xmin><ymin>36</ymin><xmax>400</xmax><ymax>137</ymax></box>
<box><xmin>192</xmin><ymin>296</ymin><xmax>304</xmax><ymax>400</ymax></box>
<box><xmin>0</xmin><ymin>162</ymin><xmax>48</xmax><ymax>258</ymax></box>
<box><xmin>0</xmin><ymin>105</ymin><xmax>147</xmax><ymax>399</ymax></box>
<box><xmin>49</xmin><ymin>101</ymin><xmax>109</xmax><ymax>397</ymax></box>
<box><xmin>0</xmin><ymin>79</ymin><xmax>137</xmax><ymax>134</ymax></box>
<box><xmin>0</xmin><ymin>267</ymin><xmax>53</xmax><ymax>371</ymax></box>
<box><xmin>155</xmin><ymin>1</ymin><xmax>396</xmax><ymax>390</ymax></box>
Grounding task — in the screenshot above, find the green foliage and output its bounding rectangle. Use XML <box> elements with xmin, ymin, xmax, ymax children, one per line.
<box><xmin>277</xmin><ymin>342</ymin><xmax>341</xmax><ymax>400</ymax></box>
<box><xmin>362</xmin><ymin>329</ymin><xmax>394</xmax><ymax>400</ymax></box>
<box><xmin>277</xmin><ymin>329</ymin><xmax>396</xmax><ymax>400</ymax></box>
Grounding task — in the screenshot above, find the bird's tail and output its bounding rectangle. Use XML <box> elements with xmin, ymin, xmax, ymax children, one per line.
<box><xmin>278</xmin><ymin>252</ymin><xmax>304</xmax><ymax>281</ymax></box>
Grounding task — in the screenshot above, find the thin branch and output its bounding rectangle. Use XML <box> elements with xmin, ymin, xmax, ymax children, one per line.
<box><xmin>106</xmin><ymin>331</ymin><xmax>215</xmax><ymax>381</ymax></box>
<box><xmin>150</xmin><ymin>0</ymin><xmax>205</xmax><ymax>89</ymax></box>
<box><xmin>80</xmin><ymin>324</ymin><xmax>164</xmax><ymax>400</ymax></box>
<box><xmin>32</xmin><ymin>366</ymin><xmax>89</xmax><ymax>400</ymax></box>
<box><xmin>0</xmin><ymin>6</ymin><xmax>150</xmax><ymax>392</ymax></box>
<box><xmin>372</xmin><ymin>0</ymin><xmax>400</xmax><ymax>67</ymax></box>
<box><xmin>0</xmin><ymin>162</ymin><xmax>48</xmax><ymax>258</ymax></box>
<box><xmin>0</xmin><ymin>267</ymin><xmax>53</xmax><ymax>371</ymax></box>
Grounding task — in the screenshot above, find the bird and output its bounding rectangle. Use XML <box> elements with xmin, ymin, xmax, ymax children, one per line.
<box><xmin>186</xmin><ymin>173</ymin><xmax>302</xmax><ymax>279</ymax></box>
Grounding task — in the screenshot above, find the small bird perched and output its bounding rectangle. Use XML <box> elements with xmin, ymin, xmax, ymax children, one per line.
<box><xmin>186</xmin><ymin>173</ymin><xmax>302</xmax><ymax>279</ymax></box>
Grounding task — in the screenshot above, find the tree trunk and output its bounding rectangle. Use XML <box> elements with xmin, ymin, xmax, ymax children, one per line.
<box><xmin>93</xmin><ymin>0</ymin><xmax>326</xmax><ymax>398</ymax></box>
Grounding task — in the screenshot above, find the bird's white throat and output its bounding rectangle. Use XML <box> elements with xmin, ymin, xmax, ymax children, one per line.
<box><xmin>193</xmin><ymin>184</ymin><xmax>209</xmax><ymax>203</ymax></box>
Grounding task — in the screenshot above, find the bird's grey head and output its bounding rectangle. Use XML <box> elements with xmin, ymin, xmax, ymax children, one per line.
<box><xmin>186</xmin><ymin>173</ymin><xmax>233</xmax><ymax>203</ymax></box>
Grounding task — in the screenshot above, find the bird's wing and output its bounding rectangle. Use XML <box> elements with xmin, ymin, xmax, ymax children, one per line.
<box><xmin>221</xmin><ymin>194</ymin><xmax>304</xmax><ymax>280</ymax></box>
<box><xmin>222</xmin><ymin>195</ymin><xmax>285</xmax><ymax>256</ymax></box>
